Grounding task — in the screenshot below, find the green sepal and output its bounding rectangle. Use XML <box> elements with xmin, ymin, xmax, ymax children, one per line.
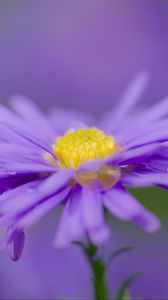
<box><xmin>108</xmin><ymin>246</ymin><xmax>134</xmax><ymax>266</ymax></box>
<box><xmin>116</xmin><ymin>272</ymin><xmax>140</xmax><ymax>300</ymax></box>
<box><xmin>119</xmin><ymin>289</ymin><xmax>131</xmax><ymax>300</ymax></box>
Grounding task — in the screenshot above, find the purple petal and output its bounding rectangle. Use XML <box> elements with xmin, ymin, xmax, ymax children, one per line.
<box><xmin>81</xmin><ymin>188</ymin><xmax>110</xmax><ymax>245</ymax></box>
<box><xmin>118</xmin><ymin>143</ymin><xmax>162</xmax><ymax>165</ymax></box>
<box><xmin>17</xmin><ymin>187</ymin><xmax>71</xmax><ymax>228</ymax></box>
<box><xmin>0</xmin><ymin>105</ymin><xmax>32</xmax><ymax>134</ymax></box>
<box><xmin>0</xmin><ymin>143</ymin><xmax>45</xmax><ymax>162</ymax></box>
<box><xmin>78</xmin><ymin>155</ymin><xmax>117</xmax><ymax>173</ymax></box>
<box><xmin>138</xmin><ymin>95</ymin><xmax>168</xmax><ymax>125</ymax></box>
<box><xmin>36</xmin><ymin>169</ymin><xmax>73</xmax><ymax>198</ymax></box>
<box><xmin>7</xmin><ymin>227</ymin><xmax>25</xmax><ymax>261</ymax></box>
<box><xmin>0</xmin><ymin>170</ymin><xmax>73</xmax><ymax>224</ymax></box>
<box><xmin>101</xmin><ymin>72</ymin><xmax>149</xmax><ymax>133</ymax></box>
<box><xmin>54</xmin><ymin>186</ymin><xmax>84</xmax><ymax>248</ymax></box>
<box><xmin>127</xmin><ymin>127</ymin><xmax>168</xmax><ymax>148</ymax></box>
<box><xmin>78</xmin><ymin>159</ymin><xmax>105</xmax><ymax>172</ymax></box>
<box><xmin>119</xmin><ymin>117</ymin><xmax>168</xmax><ymax>145</ymax></box>
<box><xmin>121</xmin><ymin>172</ymin><xmax>168</xmax><ymax>187</ymax></box>
<box><xmin>0</xmin><ymin>181</ymin><xmax>42</xmax><ymax>221</ymax></box>
<box><xmin>10</xmin><ymin>95</ymin><xmax>57</xmax><ymax>142</ymax></box>
<box><xmin>103</xmin><ymin>185</ymin><xmax>160</xmax><ymax>233</ymax></box>
<box><xmin>143</xmin><ymin>157</ymin><xmax>168</xmax><ymax>173</ymax></box>
<box><xmin>0</xmin><ymin>122</ymin><xmax>54</xmax><ymax>155</ymax></box>
<box><xmin>0</xmin><ymin>173</ymin><xmax>39</xmax><ymax>193</ymax></box>
<box><xmin>49</xmin><ymin>108</ymin><xmax>94</xmax><ymax>135</ymax></box>
<box><xmin>0</xmin><ymin>104</ymin><xmax>52</xmax><ymax>146</ymax></box>
<box><xmin>0</xmin><ymin>143</ymin><xmax>57</xmax><ymax>174</ymax></box>
<box><xmin>0</xmin><ymin>180</ymin><xmax>40</xmax><ymax>204</ymax></box>
<box><xmin>0</xmin><ymin>163</ymin><xmax>56</xmax><ymax>175</ymax></box>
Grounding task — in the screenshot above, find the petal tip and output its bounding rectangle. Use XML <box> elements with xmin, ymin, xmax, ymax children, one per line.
<box><xmin>7</xmin><ymin>229</ymin><xmax>25</xmax><ymax>261</ymax></box>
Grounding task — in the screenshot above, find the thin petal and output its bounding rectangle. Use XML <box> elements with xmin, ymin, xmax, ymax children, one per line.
<box><xmin>10</xmin><ymin>95</ymin><xmax>57</xmax><ymax>141</ymax></box>
<box><xmin>81</xmin><ymin>188</ymin><xmax>110</xmax><ymax>244</ymax></box>
<box><xmin>120</xmin><ymin>118</ymin><xmax>168</xmax><ymax>146</ymax></box>
<box><xmin>0</xmin><ymin>122</ymin><xmax>54</xmax><ymax>156</ymax></box>
<box><xmin>78</xmin><ymin>156</ymin><xmax>117</xmax><ymax>173</ymax></box>
<box><xmin>103</xmin><ymin>185</ymin><xmax>160</xmax><ymax>233</ymax></box>
<box><xmin>0</xmin><ymin>143</ymin><xmax>57</xmax><ymax>174</ymax></box>
<box><xmin>0</xmin><ymin>105</ymin><xmax>32</xmax><ymax>134</ymax></box>
<box><xmin>36</xmin><ymin>169</ymin><xmax>73</xmax><ymax>198</ymax></box>
<box><xmin>54</xmin><ymin>185</ymin><xmax>84</xmax><ymax>248</ymax></box>
<box><xmin>49</xmin><ymin>108</ymin><xmax>94</xmax><ymax>135</ymax></box>
<box><xmin>78</xmin><ymin>159</ymin><xmax>105</xmax><ymax>173</ymax></box>
<box><xmin>118</xmin><ymin>143</ymin><xmax>162</xmax><ymax>165</ymax></box>
<box><xmin>102</xmin><ymin>72</ymin><xmax>149</xmax><ymax>133</ymax></box>
<box><xmin>127</xmin><ymin>127</ymin><xmax>168</xmax><ymax>148</ymax></box>
<box><xmin>0</xmin><ymin>170</ymin><xmax>73</xmax><ymax>224</ymax></box>
<box><xmin>7</xmin><ymin>227</ymin><xmax>25</xmax><ymax>261</ymax></box>
<box><xmin>17</xmin><ymin>187</ymin><xmax>71</xmax><ymax>228</ymax></box>
<box><xmin>0</xmin><ymin>163</ymin><xmax>56</xmax><ymax>175</ymax></box>
<box><xmin>121</xmin><ymin>172</ymin><xmax>168</xmax><ymax>187</ymax></box>
<box><xmin>0</xmin><ymin>181</ymin><xmax>41</xmax><ymax>218</ymax></box>
<box><xmin>138</xmin><ymin>95</ymin><xmax>168</xmax><ymax>125</ymax></box>
<box><xmin>0</xmin><ymin>143</ymin><xmax>45</xmax><ymax>162</ymax></box>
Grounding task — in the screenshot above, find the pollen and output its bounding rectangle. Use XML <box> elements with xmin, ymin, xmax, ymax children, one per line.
<box><xmin>53</xmin><ymin>127</ymin><xmax>116</xmax><ymax>169</ymax></box>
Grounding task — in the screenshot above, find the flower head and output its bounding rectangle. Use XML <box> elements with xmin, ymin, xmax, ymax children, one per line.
<box><xmin>53</xmin><ymin>127</ymin><xmax>116</xmax><ymax>169</ymax></box>
<box><xmin>0</xmin><ymin>72</ymin><xmax>167</xmax><ymax>259</ymax></box>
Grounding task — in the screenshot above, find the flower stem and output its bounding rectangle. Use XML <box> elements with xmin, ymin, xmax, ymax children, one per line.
<box><xmin>89</xmin><ymin>253</ymin><xmax>109</xmax><ymax>300</ymax></box>
<box><xmin>77</xmin><ymin>242</ymin><xmax>109</xmax><ymax>300</ymax></box>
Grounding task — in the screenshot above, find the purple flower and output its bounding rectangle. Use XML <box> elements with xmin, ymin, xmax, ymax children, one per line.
<box><xmin>0</xmin><ymin>72</ymin><xmax>167</xmax><ymax>259</ymax></box>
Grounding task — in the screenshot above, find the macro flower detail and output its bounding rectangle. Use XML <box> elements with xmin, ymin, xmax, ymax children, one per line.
<box><xmin>0</xmin><ymin>72</ymin><xmax>167</xmax><ymax>259</ymax></box>
<box><xmin>53</xmin><ymin>127</ymin><xmax>116</xmax><ymax>169</ymax></box>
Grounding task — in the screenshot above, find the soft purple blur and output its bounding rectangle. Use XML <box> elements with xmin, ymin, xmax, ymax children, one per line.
<box><xmin>0</xmin><ymin>215</ymin><xmax>92</xmax><ymax>300</ymax></box>
<box><xmin>0</xmin><ymin>214</ymin><xmax>168</xmax><ymax>299</ymax></box>
<box><xmin>0</xmin><ymin>1</ymin><xmax>168</xmax><ymax>116</ymax></box>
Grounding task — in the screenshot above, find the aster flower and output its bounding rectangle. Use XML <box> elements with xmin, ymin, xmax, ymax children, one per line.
<box><xmin>0</xmin><ymin>72</ymin><xmax>167</xmax><ymax>260</ymax></box>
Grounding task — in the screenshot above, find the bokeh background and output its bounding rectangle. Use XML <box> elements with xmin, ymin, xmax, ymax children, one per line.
<box><xmin>0</xmin><ymin>0</ymin><xmax>168</xmax><ymax>299</ymax></box>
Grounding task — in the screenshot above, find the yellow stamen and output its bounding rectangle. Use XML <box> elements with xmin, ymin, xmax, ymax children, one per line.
<box><xmin>53</xmin><ymin>127</ymin><xmax>116</xmax><ymax>169</ymax></box>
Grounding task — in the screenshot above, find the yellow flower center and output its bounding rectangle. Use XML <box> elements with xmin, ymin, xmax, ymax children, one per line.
<box><xmin>53</xmin><ymin>127</ymin><xmax>116</xmax><ymax>169</ymax></box>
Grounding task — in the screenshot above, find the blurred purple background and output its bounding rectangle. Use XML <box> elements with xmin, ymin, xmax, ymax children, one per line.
<box><xmin>1</xmin><ymin>212</ymin><xmax>168</xmax><ymax>300</ymax></box>
<box><xmin>0</xmin><ymin>0</ymin><xmax>168</xmax><ymax>116</ymax></box>
<box><xmin>0</xmin><ymin>1</ymin><xmax>168</xmax><ymax>299</ymax></box>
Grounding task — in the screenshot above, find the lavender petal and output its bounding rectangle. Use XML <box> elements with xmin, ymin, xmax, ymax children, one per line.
<box><xmin>7</xmin><ymin>227</ymin><xmax>25</xmax><ymax>261</ymax></box>
<box><xmin>81</xmin><ymin>188</ymin><xmax>110</xmax><ymax>245</ymax></box>
<box><xmin>103</xmin><ymin>184</ymin><xmax>160</xmax><ymax>233</ymax></box>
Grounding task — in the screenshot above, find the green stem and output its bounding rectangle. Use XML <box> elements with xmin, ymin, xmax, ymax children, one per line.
<box><xmin>90</xmin><ymin>254</ymin><xmax>109</xmax><ymax>300</ymax></box>
<box><xmin>77</xmin><ymin>242</ymin><xmax>109</xmax><ymax>300</ymax></box>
